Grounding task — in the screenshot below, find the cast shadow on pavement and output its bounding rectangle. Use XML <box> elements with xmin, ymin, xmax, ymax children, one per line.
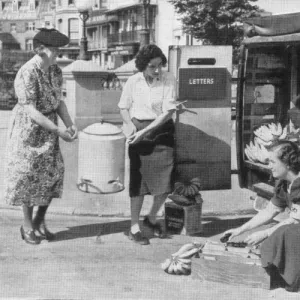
<box><xmin>51</xmin><ymin>217</ymin><xmax>252</xmax><ymax>242</ymax></box>
<box><xmin>52</xmin><ymin>219</ymin><xmax>173</xmax><ymax>242</ymax></box>
<box><xmin>192</xmin><ymin>216</ymin><xmax>252</xmax><ymax>237</ymax></box>
<box><xmin>52</xmin><ymin>220</ymin><xmax>131</xmax><ymax>242</ymax></box>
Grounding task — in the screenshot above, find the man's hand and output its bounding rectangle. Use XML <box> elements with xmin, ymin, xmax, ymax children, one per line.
<box><xmin>244</xmin><ymin>230</ymin><xmax>269</xmax><ymax>246</ymax></box>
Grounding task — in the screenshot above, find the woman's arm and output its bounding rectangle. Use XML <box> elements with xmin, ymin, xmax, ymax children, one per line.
<box><xmin>57</xmin><ymin>100</ymin><xmax>78</xmax><ymax>139</ymax></box>
<box><xmin>120</xmin><ymin>109</ymin><xmax>136</xmax><ymax>138</ymax></box>
<box><xmin>266</xmin><ymin>216</ymin><xmax>298</xmax><ymax>236</ymax></box>
<box><xmin>23</xmin><ymin>103</ymin><xmax>74</xmax><ymax>142</ymax></box>
<box><xmin>57</xmin><ymin>100</ymin><xmax>73</xmax><ymax>128</ymax></box>
<box><xmin>127</xmin><ymin>110</ymin><xmax>175</xmax><ymax>144</ymax></box>
<box><xmin>142</xmin><ymin>110</ymin><xmax>174</xmax><ymax>134</ymax></box>
<box><xmin>24</xmin><ymin>103</ymin><xmax>60</xmax><ymax>133</ymax></box>
<box><xmin>222</xmin><ymin>201</ymin><xmax>283</xmax><ymax>240</ymax></box>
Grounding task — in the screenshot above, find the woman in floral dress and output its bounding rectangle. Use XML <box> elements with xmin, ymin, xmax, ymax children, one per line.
<box><xmin>4</xmin><ymin>28</ymin><xmax>78</xmax><ymax>245</ymax></box>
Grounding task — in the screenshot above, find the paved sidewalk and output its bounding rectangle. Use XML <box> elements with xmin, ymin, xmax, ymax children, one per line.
<box><xmin>0</xmin><ymin>175</ymin><xmax>257</xmax><ymax>218</ymax></box>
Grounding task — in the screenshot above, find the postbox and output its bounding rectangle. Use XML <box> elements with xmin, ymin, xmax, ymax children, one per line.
<box><xmin>169</xmin><ymin>46</ymin><xmax>232</xmax><ymax>190</ymax></box>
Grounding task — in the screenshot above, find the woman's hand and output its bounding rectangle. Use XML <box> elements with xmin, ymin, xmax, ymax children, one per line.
<box><xmin>122</xmin><ymin>122</ymin><xmax>137</xmax><ymax>138</ymax></box>
<box><xmin>221</xmin><ymin>227</ymin><xmax>243</xmax><ymax>241</ymax></box>
<box><xmin>127</xmin><ymin>130</ymin><xmax>146</xmax><ymax>145</ymax></box>
<box><xmin>244</xmin><ymin>230</ymin><xmax>269</xmax><ymax>246</ymax></box>
<box><xmin>58</xmin><ymin>128</ymin><xmax>74</xmax><ymax>142</ymax></box>
<box><xmin>67</xmin><ymin>125</ymin><xmax>78</xmax><ymax>140</ymax></box>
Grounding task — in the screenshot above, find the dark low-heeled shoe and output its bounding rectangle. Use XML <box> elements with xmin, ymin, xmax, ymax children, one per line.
<box><xmin>143</xmin><ymin>216</ymin><xmax>165</xmax><ymax>238</ymax></box>
<box><xmin>20</xmin><ymin>226</ymin><xmax>40</xmax><ymax>245</ymax></box>
<box><xmin>33</xmin><ymin>220</ymin><xmax>55</xmax><ymax>241</ymax></box>
<box><xmin>128</xmin><ymin>231</ymin><xmax>150</xmax><ymax>245</ymax></box>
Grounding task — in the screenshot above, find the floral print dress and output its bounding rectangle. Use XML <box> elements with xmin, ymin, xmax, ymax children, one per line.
<box><xmin>4</xmin><ymin>55</ymin><xmax>64</xmax><ymax>207</ymax></box>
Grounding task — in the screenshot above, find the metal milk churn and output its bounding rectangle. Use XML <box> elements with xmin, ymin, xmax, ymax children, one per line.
<box><xmin>77</xmin><ymin>122</ymin><xmax>126</xmax><ymax>194</ymax></box>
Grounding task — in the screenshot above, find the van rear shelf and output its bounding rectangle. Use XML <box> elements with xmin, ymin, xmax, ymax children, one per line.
<box><xmin>252</xmin><ymin>182</ymin><xmax>274</xmax><ymax>200</ymax></box>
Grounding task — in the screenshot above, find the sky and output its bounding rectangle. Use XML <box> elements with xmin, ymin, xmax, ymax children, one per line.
<box><xmin>255</xmin><ymin>0</ymin><xmax>300</xmax><ymax>14</ymax></box>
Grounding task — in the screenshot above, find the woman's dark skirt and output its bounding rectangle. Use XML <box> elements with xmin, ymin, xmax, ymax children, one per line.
<box><xmin>261</xmin><ymin>223</ymin><xmax>300</xmax><ymax>292</ymax></box>
<box><xmin>129</xmin><ymin>118</ymin><xmax>175</xmax><ymax>197</ymax></box>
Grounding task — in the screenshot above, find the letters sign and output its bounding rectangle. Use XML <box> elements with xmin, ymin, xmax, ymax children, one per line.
<box><xmin>178</xmin><ymin>68</ymin><xmax>229</xmax><ymax>100</ymax></box>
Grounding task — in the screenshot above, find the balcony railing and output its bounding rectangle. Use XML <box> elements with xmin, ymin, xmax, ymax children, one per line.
<box><xmin>88</xmin><ymin>38</ymin><xmax>108</xmax><ymax>51</ymax></box>
<box><xmin>108</xmin><ymin>29</ymin><xmax>155</xmax><ymax>45</ymax></box>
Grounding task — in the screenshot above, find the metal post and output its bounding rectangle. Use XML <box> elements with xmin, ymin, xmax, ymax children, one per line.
<box><xmin>79</xmin><ymin>11</ymin><xmax>89</xmax><ymax>60</ymax></box>
<box><xmin>139</xmin><ymin>0</ymin><xmax>150</xmax><ymax>49</ymax></box>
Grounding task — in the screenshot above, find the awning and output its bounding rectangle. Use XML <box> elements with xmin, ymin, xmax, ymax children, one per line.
<box><xmin>243</xmin><ymin>32</ymin><xmax>300</xmax><ymax>45</ymax></box>
<box><xmin>244</xmin><ymin>12</ymin><xmax>300</xmax><ymax>38</ymax></box>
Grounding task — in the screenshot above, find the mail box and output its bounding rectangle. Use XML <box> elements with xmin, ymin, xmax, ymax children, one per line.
<box><xmin>178</xmin><ymin>68</ymin><xmax>230</xmax><ymax>102</ymax></box>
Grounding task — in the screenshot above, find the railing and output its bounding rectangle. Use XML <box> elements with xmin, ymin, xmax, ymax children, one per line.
<box><xmin>88</xmin><ymin>38</ymin><xmax>108</xmax><ymax>50</ymax></box>
<box><xmin>108</xmin><ymin>29</ymin><xmax>154</xmax><ymax>45</ymax></box>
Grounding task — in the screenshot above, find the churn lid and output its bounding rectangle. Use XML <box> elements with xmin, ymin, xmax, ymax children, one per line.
<box><xmin>82</xmin><ymin>122</ymin><xmax>122</xmax><ymax>135</ymax></box>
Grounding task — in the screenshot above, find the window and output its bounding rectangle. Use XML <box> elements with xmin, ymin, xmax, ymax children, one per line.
<box><xmin>57</xmin><ymin>0</ymin><xmax>61</xmax><ymax>6</ymax></box>
<box><xmin>58</xmin><ymin>19</ymin><xmax>63</xmax><ymax>32</ymax></box>
<box><xmin>25</xmin><ymin>39</ymin><xmax>33</xmax><ymax>51</ymax></box>
<box><xmin>68</xmin><ymin>0</ymin><xmax>74</xmax><ymax>5</ymax></box>
<box><xmin>100</xmin><ymin>0</ymin><xmax>107</xmax><ymax>8</ymax></box>
<box><xmin>28</xmin><ymin>22</ymin><xmax>35</xmax><ymax>31</ymax></box>
<box><xmin>29</xmin><ymin>0</ymin><xmax>35</xmax><ymax>11</ymax></box>
<box><xmin>68</xmin><ymin>18</ymin><xmax>79</xmax><ymax>40</ymax></box>
<box><xmin>10</xmin><ymin>23</ymin><xmax>16</xmax><ymax>32</ymax></box>
<box><xmin>45</xmin><ymin>21</ymin><xmax>50</xmax><ymax>28</ymax></box>
<box><xmin>12</xmin><ymin>0</ymin><xmax>18</xmax><ymax>12</ymax></box>
<box><xmin>0</xmin><ymin>22</ymin><xmax>2</xmax><ymax>32</ymax></box>
<box><xmin>25</xmin><ymin>22</ymin><xmax>35</xmax><ymax>31</ymax></box>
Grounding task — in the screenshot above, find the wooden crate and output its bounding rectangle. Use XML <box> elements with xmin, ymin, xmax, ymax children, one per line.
<box><xmin>165</xmin><ymin>198</ymin><xmax>203</xmax><ymax>235</ymax></box>
<box><xmin>192</xmin><ymin>241</ymin><xmax>270</xmax><ymax>289</ymax></box>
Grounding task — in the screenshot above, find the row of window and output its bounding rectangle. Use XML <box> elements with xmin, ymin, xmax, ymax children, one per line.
<box><xmin>9</xmin><ymin>22</ymin><xmax>36</xmax><ymax>32</ymax></box>
<box><xmin>56</xmin><ymin>0</ymin><xmax>107</xmax><ymax>9</ymax></box>
<box><xmin>0</xmin><ymin>0</ymin><xmax>38</xmax><ymax>12</ymax></box>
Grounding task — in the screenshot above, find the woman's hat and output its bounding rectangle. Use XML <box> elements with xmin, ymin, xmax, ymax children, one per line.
<box><xmin>33</xmin><ymin>28</ymin><xmax>69</xmax><ymax>49</ymax></box>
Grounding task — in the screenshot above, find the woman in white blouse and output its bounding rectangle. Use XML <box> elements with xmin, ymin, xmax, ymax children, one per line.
<box><xmin>118</xmin><ymin>44</ymin><xmax>177</xmax><ymax>245</ymax></box>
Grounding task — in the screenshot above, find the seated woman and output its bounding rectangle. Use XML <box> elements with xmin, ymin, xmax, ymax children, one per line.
<box><xmin>221</xmin><ymin>140</ymin><xmax>300</xmax><ymax>292</ymax></box>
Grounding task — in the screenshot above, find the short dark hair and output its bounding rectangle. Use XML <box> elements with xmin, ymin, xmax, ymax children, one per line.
<box><xmin>135</xmin><ymin>44</ymin><xmax>167</xmax><ymax>72</ymax></box>
<box><xmin>270</xmin><ymin>140</ymin><xmax>300</xmax><ymax>174</ymax></box>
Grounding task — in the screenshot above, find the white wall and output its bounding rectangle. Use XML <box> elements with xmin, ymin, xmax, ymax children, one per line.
<box><xmin>155</xmin><ymin>0</ymin><xmax>177</xmax><ymax>58</ymax></box>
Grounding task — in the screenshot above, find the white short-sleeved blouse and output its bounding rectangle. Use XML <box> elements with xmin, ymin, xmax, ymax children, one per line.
<box><xmin>118</xmin><ymin>71</ymin><xmax>177</xmax><ymax>120</ymax></box>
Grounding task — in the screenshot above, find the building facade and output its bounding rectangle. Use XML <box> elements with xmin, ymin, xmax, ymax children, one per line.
<box><xmin>86</xmin><ymin>0</ymin><xmax>201</xmax><ymax>70</ymax></box>
<box><xmin>0</xmin><ymin>0</ymin><xmax>51</xmax><ymax>51</ymax></box>
<box><xmin>55</xmin><ymin>0</ymin><xmax>80</xmax><ymax>60</ymax></box>
<box><xmin>0</xmin><ymin>0</ymin><xmax>199</xmax><ymax>66</ymax></box>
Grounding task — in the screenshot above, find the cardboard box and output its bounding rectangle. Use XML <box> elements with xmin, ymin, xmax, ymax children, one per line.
<box><xmin>165</xmin><ymin>197</ymin><xmax>203</xmax><ymax>235</ymax></box>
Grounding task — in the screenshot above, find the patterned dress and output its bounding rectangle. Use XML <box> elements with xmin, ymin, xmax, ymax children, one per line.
<box><xmin>4</xmin><ymin>55</ymin><xmax>64</xmax><ymax>207</ymax></box>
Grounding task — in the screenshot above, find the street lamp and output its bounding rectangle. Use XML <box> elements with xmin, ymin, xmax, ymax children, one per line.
<box><xmin>140</xmin><ymin>0</ymin><xmax>151</xmax><ymax>49</ymax></box>
<box><xmin>74</xmin><ymin>0</ymin><xmax>94</xmax><ymax>60</ymax></box>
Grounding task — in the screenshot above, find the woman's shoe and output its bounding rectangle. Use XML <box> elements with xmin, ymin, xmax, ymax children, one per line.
<box><xmin>143</xmin><ymin>216</ymin><xmax>165</xmax><ymax>238</ymax></box>
<box><xmin>128</xmin><ymin>231</ymin><xmax>150</xmax><ymax>245</ymax></box>
<box><xmin>20</xmin><ymin>226</ymin><xmax>40</xmax><ymax>245</ymax></box>
<box><xmin>33</xmin><ymin>220</ymin><xmax>55</xmax><ymax>241</ymax></box>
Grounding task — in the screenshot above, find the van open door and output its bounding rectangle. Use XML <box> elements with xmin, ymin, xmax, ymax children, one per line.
<box><xmin>236</xmin><ymin>12</ymin><xmax>300</xmax><ymax>200</ymax></box>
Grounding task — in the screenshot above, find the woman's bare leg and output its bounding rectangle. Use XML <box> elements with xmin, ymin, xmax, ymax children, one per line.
<box><xmin>148</xmin><ymin>193</ymin><xmax>168</xmax><ymax>223</ymax></box>
<box><xmin>22</xmin><ymin>205</ymin><xmax>34</xmax><ymax>231</ymax></box>
<box><xmin>130</xmin><ymin>195</ymin><xmax>144</xmax><ymax>232</ymax></box>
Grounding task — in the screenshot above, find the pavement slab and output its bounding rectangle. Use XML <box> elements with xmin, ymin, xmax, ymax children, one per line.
<box><xmin>1</xmin><ymin>209</ymin><xmax>299</xmax><ymax>300</ymax></box>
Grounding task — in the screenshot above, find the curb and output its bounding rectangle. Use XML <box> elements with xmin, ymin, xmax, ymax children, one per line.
<box><xmin>0</xmin><ymin>204</ymin><xmax>257</xmax><ymax>219</ymax></box>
